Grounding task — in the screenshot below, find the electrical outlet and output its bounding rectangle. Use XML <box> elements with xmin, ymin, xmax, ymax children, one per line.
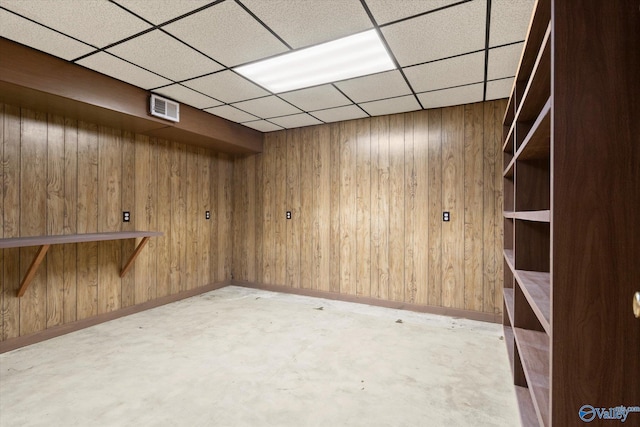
<box><xmin>286</xmin><ymin>211</ymin><xmax>292</xmax><ymax>220</ymax></box>
<box><xmin>205</xmin><ymin>211</ymin><xmax>211</xmax><ymax>220</ymax></box>
<box><xmin>443</xmin><ymin>211</ymin><xmax>450</xmax><ymax>222</ymax></box>
<box><xmin>123</xmin><ymin>211</ymin><xmax>130</xmax><ymax>222</ymax></box>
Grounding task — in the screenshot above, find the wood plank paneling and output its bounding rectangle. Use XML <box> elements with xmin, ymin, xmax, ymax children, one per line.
<box><xmin>185</xmin><ymin>146</ymin><xmax>199</xmax><ymax>291</ymax></box>
<box><xmin>209</xmin><ymin>154</ymin><xmax>218</xmax><ymax>283</ymax></box>
<box><xmin>315</xmin><ymin>126</ymin><xmax>330</xmax><ymax>292</ymax></box>
<box><xmin>299</xmin><ymin>128</ymin><xmax>314</xmax><ymax>289</ymax></box>
<box><xmin>18</xmin><ymin>109</ymin><xmax>47</xmax><ymax>336</ymax></box>
<box><xmin>200</xmin><ymin>149</ymin><xmax>212</xmax><ymax>285</ymax></box>
<box><xmin>388</xmin><ymin>114</ymin><xmax>405</xmax><ymax>302</ymax></box>
<box><xmin>413</xmin><ymin>111</ymin><xmax>429</xmax><ymax>305</ymax></box>
<box><xmin>441</xmin><ymin>106</ymin><xmax>465</xmax><ymax>309</ymax></box>
<box><xmin>156</xmin><ymin>139</ymin><xmax>171</xmax><ymax>298</ymax></box>
<box><xmin>76</xmin><ymin>121</ymin><xmax>99</xmax><ymax>320</ymax></box>
<box><xmin>2</xmin><ymin>105</ymin><xmax>20</xmax><ymax>340</ymax></box>
<box><xmin>2</xmin><ymin>98</ymin><xmax>505</xmax><ymax>345</ymax></box>
<box><xmin>329</xmin><ymin>123</ymin><xmax>341</xmax><ymax>294</ymax></box>
<box><xmin>463</xmin><ymin>103</ymin><xmax>484</xmax><ymax>312</ymax></box>
<box><xmin>404</xmin><ymin>113</ymin><xmax>417</xmax><ymax>303</ymax></box>
<box><xmin>217</xmin><ymin>153</ymin><xmax>232</xmax><ymax>281</ymax></box>
<box><xmin>273</xmin><ymin>133</ymin><xmax>287</xmax><ymax>286</ymax></box>
<box><xmin>46</xmin><ymin>114</ymin><xmax>65</xmax><ymax>327</ymax></box>
<box><xmin>134</xmin><ymin>135</ymin><xmax>152</xmax><ymax>303</ymax></box>
<box><xmin>120</xmin><ymin>131</ymin><xmax>135</xmax><ymax>307</ymax></box>
<box><xmin>339</xmin><ymin>121</ymin><xmax>356</xmax><ymax>295</ymax></box>
<box><xmin>254</xmin><ymin>154</ymin><xmax>263</xmax><ymax>284</ymax></box>
<box><xmin>1</xmin><ymin>103</ymin><xmax>234</xmax><ymax>343</ymax></box>
<box><xmin>233</xmin><ymin>100</ymin><xmax>504</xmax><ymax>317</ymax></box>
<box><xmin>286</xmin><ymin>129</ymin><xmax>300</xmax><ymax>288</ymax></box>
<box><xmin>62</xmin><ymin>118</ymin><xmax>78</xmax><ymax>323</ymax></box>
<box><xmin>261</xmin><ymin>136</ymin><xmax>275</xmax><ymax>285</ymax></box>
<box><xmin>377</xmin><ymin>116</ymin><xmax>390</xmax><ymax>301</ymax></box>
<box><xmin>97</xmin><ymin>126</ymin><xmax>121</xmax><ymax>314</ymax></box>
<box><xmin>427</xmin><ymin>109</ymin><xmax>443</xmax><ymax>307</ymax></box>
<box><xmin>170</xmin><ymin>141</ymin><xmax>186</xmax><ymax>293</ymax></box>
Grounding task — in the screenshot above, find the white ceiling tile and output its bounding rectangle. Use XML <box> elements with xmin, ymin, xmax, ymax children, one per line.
<box><xmin>279</xmin><ymin>85</ymin><xmax>351</xmax><ymax>112</ymax></box>
<box><xmin>489</xmin><ymin>0</ymin><xmax>535</xmax><ymax>47</ymax></box>
<box><xmin>417</xmin><ymin>83</ymin><xmax>484</xmax><ymax>109</ymax></box>
<box><xmin>163</xmin><ymin>0</ymin><xmax>288</xmax><ymax>67</ymax></box>
<box><xmin>270</xmin><ymin>113</ymin><xmax>323</xmax><ymax>129</ymax></box>
<box><xmin>77</xmin><ymin>52</ymin><xmax>171</xmax><ymax>89</ymax></box>
<box><xmin>486</xmin><ymin>77</ymin><xmax>513</xmax><ymax>101</ymax></box>
<box><xmin>183</xmin><ymin>70</ymin><xmax>268</xmax><ymax>104</ymax></box>
<box><xmin>240</xmin><ymin>0</ymin><xmax>371</xmax><ymax>48</ymax></box>
<box><xmin>0</xmin><ymin>0</ymin><xmax>151</xmax><ymax>48</ymax></box>
<box><xmin>359</xmin><ymin>95</ymin><xmax>420</xmax><ymax>117</ymax></box>
<box><xmin>243</xmin><ymin>120</ymin><xmax>283</xmax><ymax>132</ymax></box>
<box><xmin>366</xmin><ymin>0</ymin><xmax>459</xmax><ymax>25</ymax></box>
<box><xmin>335</xmin><ymin>70</ymin><xmax>411</xmax><ymax>103</ymax></box>
<box><xmin>232</xmin><ymin>96</ymin><xmax>302</xmax><ymax>119</ymax></box>
<box><xmin>487</xmin><ymin>43</ymin><xmax>523</xmax><ymax>80</ymax></box>
<box><xmin>107</xmin><ymin>30</ymin><xmax>222</xmax><ymax>81</ymax></box>
<box><xmin>404</xmin><ymin>52</ymin><xmax>484</xmax><ymax>93</ymax></box>
<box><xmin>204</xmin><ymin>105</ymin><xmax>259</xmax><ymax>123</ymax></box>
<box><xmin>113</xmin><ymin>0</ymin><xmax>212</xmax><ymax>25</ymax></box>
<box><xmin>311</xmin><ymin>105</ymin><xmax>368</xmax><ymax>123</ymax></box>
<box><xmin>382</xmin><ymin>0</ymin><xmax>486</xmax><ymax>66</ymax></box>
<box><xmin>154</xmin><ymin>84</ymin><xmax>222</xmax><ymax>109</ymax></box>
<box><xmin>0</xmin><ymin>10</ymin><xmax>94</xmax><ymax>60</ymax></box>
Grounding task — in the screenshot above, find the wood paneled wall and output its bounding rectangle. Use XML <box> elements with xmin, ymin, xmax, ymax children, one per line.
<box><xmin>0</xmin><ymin>104</ymin><xmax>233</xmax><ymax>341</ymax></box>
<box><xmin>233</xmin><ymin>100</ymin><xmax>506</xmax><ymax>315</ymax></box>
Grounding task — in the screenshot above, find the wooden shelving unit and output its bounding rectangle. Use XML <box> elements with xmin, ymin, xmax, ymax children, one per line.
<box><xmin>502</xmin><ymin>1</ymin><xmax>640</xmax><ymax>425</ymax></box>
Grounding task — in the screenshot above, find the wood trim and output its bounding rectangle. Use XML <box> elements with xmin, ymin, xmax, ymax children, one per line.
<box><xmin>0</xmin><ymin>281</ymin><xmax>232</xmax><ymax>354</ymax></box>
<box><xmin>0</xmin><ymin>38</ymin><xmax>262</xmax><ymax>154</ymax></box>
<box><xmin>231</xmin><ymin>280</ymin><xmax>502</xmax><ymax>323</ymax></box>
<box><xmin>0</xmin><ymin>231</ymin><xmax>163</xmax><ymax>248</ymax></box>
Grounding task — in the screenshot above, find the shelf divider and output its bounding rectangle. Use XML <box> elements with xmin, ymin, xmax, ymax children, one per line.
<box><xmin>514</xmin><ymin>23</ymin><xmax>551</xmax><ymax>123</ymax></box>
<box><xmin>517</xmin><ymin>98</ymin><xmax>551</xmax><ymax>161</ymax></box>
<box><xmin>515</xmin><ymin>270</ymin><xmax>551</xmax><ymax>334</ymax></box>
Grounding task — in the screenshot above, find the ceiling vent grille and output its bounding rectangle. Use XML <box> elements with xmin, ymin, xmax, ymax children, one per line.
<box><xmin>150</xmin><ymin>94</ymin><xmax>180</xmax><ymax>122</ymax></box>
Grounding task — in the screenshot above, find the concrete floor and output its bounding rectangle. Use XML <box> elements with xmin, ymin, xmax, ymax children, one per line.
<box><xmin>0</xmin><ymin>286</ymin><xmax>519</xmax><ymax>426</ymax></box>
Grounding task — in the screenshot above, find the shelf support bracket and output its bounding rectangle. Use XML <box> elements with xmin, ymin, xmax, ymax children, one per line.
<box><xmin>17</xmin><ymin>244</ymin><xmax>51</xmax><ymax>297</ymax></box>
<box><xmin>120</xmin><ymin>236</ymin><xmax>151</xmax><ymax>278</ymax></box>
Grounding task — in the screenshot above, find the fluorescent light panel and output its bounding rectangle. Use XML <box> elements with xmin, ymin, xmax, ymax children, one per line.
<box><xmin>235</xmin><ymin>29</ymin><xmax>396</xmax><ymax>93</ymax></box>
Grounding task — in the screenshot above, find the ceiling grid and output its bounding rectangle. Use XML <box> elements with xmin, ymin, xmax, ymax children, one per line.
<box><xmin>0</xmin><ymin>0</ymin><xmax>534</xmax><ymax>132</ymax></box>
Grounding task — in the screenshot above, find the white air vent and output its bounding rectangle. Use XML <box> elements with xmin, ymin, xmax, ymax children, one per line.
<box><xmin>150</xmin><ymin>94</ymin><xmax>180</xmax><ymax>122</ymax></box>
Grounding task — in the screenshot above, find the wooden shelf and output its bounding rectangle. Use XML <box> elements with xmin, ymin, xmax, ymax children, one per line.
<box><xmin>517</xmin><ymin>98</ymin><xmax>551</xmax><ymax>161</ymax></box>
<box><xmin>507</xmin><ymin>210</ymin><xmax>550</xmax><ymax>222</ymax></box>
<box><xmin>515</xmin><ymin>270</ymin><xmax>551</xmax><ymax>334</ymax></box>
<box><xmin>515</xmin><ymin>23</ymin><xmax>551</xmax><ymax>123</ymax></box>
<box><xmin>514</xmin><ymin>328</ymin><xmax>550</xmax><ymax>427</ymax></box>
<box><xmin>0</xmin><ymin>231</ymin><xmax>162</xmax><ymax>297</ymax></box>
<box><xmin>515</xmin><ymin>385</ymin><xmax>539</xmax><ymax>427</ymax></box>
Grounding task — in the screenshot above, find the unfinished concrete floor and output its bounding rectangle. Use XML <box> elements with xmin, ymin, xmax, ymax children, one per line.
<box><xmin>0</xmin><ymin>286</ymin><xmax>519</xmax><ymax>426</ymax></box>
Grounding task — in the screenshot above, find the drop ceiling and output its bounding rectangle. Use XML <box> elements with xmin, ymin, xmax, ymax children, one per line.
<box><xmin>0</xmin><ymin>0</ymin><xmax>534</xmax><ymax>133</ymax></box>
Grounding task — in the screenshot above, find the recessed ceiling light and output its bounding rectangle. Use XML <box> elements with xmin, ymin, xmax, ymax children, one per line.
<box><xmin>234</xmin><ymin>29</ymin><xmax>396</xmax><ymax>93</ymax></box>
